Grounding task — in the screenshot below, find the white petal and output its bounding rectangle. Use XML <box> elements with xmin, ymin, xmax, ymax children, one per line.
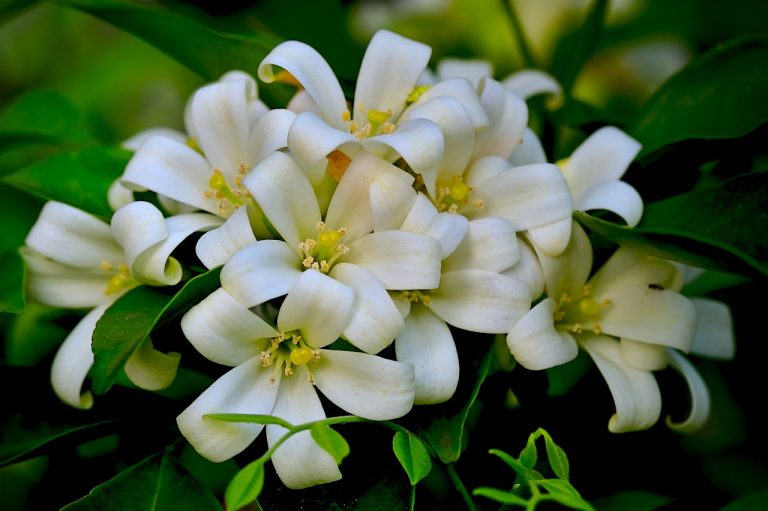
<box><xmin>196</xmin><ymin>206</ymin><xmax>256</xmax><ymax>269</ymax></box>
<box><xmin>244</xmin><ymin>151</ymin><xmax>321</xmax><ymax>250</ymax></box>
<box><xmin>26</xmin><ymin>201</ymin><xmax>122</xmax><ymax>269</ymax></box>
<box><xmin>506</xmin><ymin>298</ymin><xmax>578</xmax><ymax>370</ymax></box>
<box><xmin>277</xmin><ymin>270</ymin><xmax>354</xmax><ymax>348</ymax></box>
<box><xmin>51</xmin><ymin>303</ymin><xmax>111</xmax><ymax>409</ymax></box>
<box><xmin>176</xmin><ymin>357</ymin><xmax>280</xmax><ymax>462</ymax></box>
<box><xmin>576</xmin><ymin>180</ymin><xmax>643</xmax><ymax>227</ymax></box>
<box><xmin>266</xmin><ymin>374</ymin><xmax>340</xmax><ymax>489</ymax></box>
<box><xmin>580</xmin><ymin>334</ymin><xmax>662</xmax><ymax>432</ymax></box>
<box><xmin>354</xmin><ymin>30</ymin><xmax>431</xmax><ymax>122</ymax></box>
<box><xmin>157</xmin><ymin>194</ymin><xmax>199</xmax><ymax>215</ymax></box>
<box><xmin>589</xmin><ymin>247</ymin><xmax>681</xmax><ymax>294</ymax></box>
<box><xmin>596</xmin><ymin>286</ymin><xmax>697</xmax><ymax>351</ymax></box>
<box><xmin>619</xmin><ymin>339</ymin><xmax>669</xmax><ymax>371</ymax></box>
<box><xmin>123</xmin><ymin>337</ymin><xmax>180</xmax><ymax>390</ymax></box>
<box><xmin>430</xmin><ymin>270</ymin><xmax>530</xmax><ymax>333</ymax></box>
<box><xmin>689</xmin><ymin>298</ymin><xmax>735</xmax><ymax>360</ymax></box>
<box><xmin>181</xmin><ymin>287</ymin><xmax>276</xmax><ymax>366</ymax></box>
<box><xmin>286</xmin><ymin>89</ymin><xmax>323</xmax><ymax>116</ymax></box>
<box><xmin>287</xmin><ymin>111</ymin><xmax>360</xmax><ymax>171</ymax></box>
<box><xmin>563</xmin><ymin>127</ymin><xmax>641</xmax><ymax>200</ymax></box>
<box><xmin>437</xmin><ymin>59</ymin><xmax>492</xmax><ymax>88</ymax></box>
<box><xmin>330</xmin><ymin>263</ymin><xmax>404</xmax><ymax>354</ymax></box>
<box><xmin>395</xmin><ymin>305</ymin><xmax>459</xmax><ymax>404</ymax></box>
<box><xmin>400</xmin><ymin>193</ymin><xmax>468</xmax><ymax>258</ymax></box>
<box><xmin>121</xmin><ymin>127</ymin><xmax>186</xmax><ymax>151</ymax></box>
<box><xmin>469</xmin><ymin>163</ymin><xmax>573</xmax><ymax>231</ymax></box>
<box><xmin>535</xmin><ymin>221</ymin><xmax>592</xmax><ymax>299</ymax></box>
<box><xmin>509</xmin><ymin>128</ymin><xmax>547</xmax><ymax>167</ymax></box>
<box><xmin>249</xmin><ymin>109</ymin><xmax>297</xmax><ymax>165</ymax></box>
<box><xmin>122</xmin><ymin>136</ymin><xmax>219</xmax><ymax>214</ymax></box>
<box><xmin>111</xmin><ymin>201</ymin><xmax>168</xmax><ymax>270</ymax></box>
<box><xmin>259</xmin><ymin>40</ymin><xmax>348</xmax><ymax>130</ymax></box>
<box><xmin>221</xmin><ymin>240</ymin><xmax>302</xmax><ymax>307</ymax></box>
<box><xmin>21</xmin><ymin>248</ymin><xmax>111</xmax><ymax>308</ymax></box>
<box><xmin>526</xmin><ymin>217</ymin><xmax>573</xmax><ymax>257</ymax></box>
<box><xmin>369</xmin><ymin>170</ymin><xmax>418</xmax><ymax>232</ymax></box>
<box><xmin>442</xmin><ymin>217</ymin><xmax>519</xmax><ymax>273</ymax></box>
<box><xmin>107</xmin><ymin>180</ymin><xmax>134</xmax><ymax>211</ymax></box>
<box><xmin>415</xmin><ymin>77</ymin><xmax>490</xmax><ymax>129</ymax></box>
<box><xmin>313</xmin><ymin>350</ymin><xmax>415</xmax><ymax>420</ymax></box>
<box><xmin>344</xmin><ymin>231</ymin><xmax>442</xmax><ymax>290</ymax></box>
<box><xmin>503</xmin><ymin>70</ymin><xmax>562</xmax><ymax>104</ymax></box>
<box><xmin>364</xmin><ymin>118</ymin><xmax>444</xmax><ymax>197</ymax></box>
<box><xmin>188</xmin><ymin>78</ymin><xmax>252</xmax><ymax>173</ymax></box>
<box><xmin>502</xmin><ymin>239</ymin><xmax>544</xmax><ymax>301</ymax></box>
<box><xmin>666</xmin><ymin>350</ymin><xmax>711</xmax><ymax>433</ymax></box>
<box><xmin>474</xmin><ymin>79</ymin><xmax>528</xmax><ymax>159</ymax></box>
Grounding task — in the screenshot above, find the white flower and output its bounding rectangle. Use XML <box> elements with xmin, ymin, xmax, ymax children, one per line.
<box><xmin>177</xmin><ymin>288</ymin><xmax>416</xmax><ymax>489</ymax></box>
<box><xmin>22</xmin><ymin>201</ymin><xmax>219</xmax><ymax>408</ymax></box>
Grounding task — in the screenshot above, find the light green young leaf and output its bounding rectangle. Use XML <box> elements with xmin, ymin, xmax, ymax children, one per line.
<box><xmin>539</xmin><ymin>479</ymin><xmax>594</xmax><ymax>510</ymax></box>
<box><xmin>519</xmin><ymin>432</ymin><xmax>538</xmax><ymax>469</ymax></box>
<box><xmin>473</xmin><ymin>487</ymin><xmax>529</xmax><ymax>506</ymax></box>
<box><xmin>91</xmin><ymin>268</ymin><xmax>222</xmax><ymax>395</ymax></box>
<box><xmin>205</xmin><ymin>414</ymin><xmax>294</xmax><ymax>430</ymax></box>
<box><xmin>489</xmin><ymin>448</ymin><xmax>535</xmax><ymax>479</ymax></box>
<box><xmin>310</xmin><ymin>423</ymin><xmax>350</xmax><ymax>465</ymax></box>
<box><xmin>62</xmin><ymin>453</ymin><xmax>221</xmax><ymax>510</ymax></box>
<box><xmin>541</xmin><ymin>430</ymin><xmax>570</xmax><ymax>481</ymax></box>
<box><xmin>0</xmin><ymin>250</ymin><xmax>25</xmax><ymax>313</ymax></box>
<box><xmin>392</xmin><ymin>431</ymin><xmax>432</xmax><ymax>485</ymax></box>
<box><xmin>631</xmin><ymin>35</ymin><xmax>768</xmax><ymax>157</ymax></box>
<box><xmin>1</xmin><ymin>146</ymin><xmax>131</xmax><ymax>220</ymax></box>
<box><xmin>225</xmin><ymin>459</ymin><xmax>265</xmax><ymax>511</ymax></box>
<box><xmin>593</xmin><ymin>489</ymin><xmax>673</xmax><ymax>511</ymax></box>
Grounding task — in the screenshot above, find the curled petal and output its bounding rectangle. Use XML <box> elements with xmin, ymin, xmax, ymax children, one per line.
<box><xmin>177</xmin><ymin>357</ymin><xmax>280</xmax><ymax>462</ymax></box>
<box><xmin>619</xmin><ymin>339</ymin><xmax>669</xmax><ymax>371</ymax></box>
<box><xmin>196</xmin><ymin>206</ymin><xmax>256</xmax><ymax>270</ymax></box>
<box><xmin>249</xmin><ymin>109</ymin><xmax>297</xmax><ymax>164</ymax></box>
<box><xmin>443</xmin><ymin>217</ymin><xmax>519</xmax><ymax>273</ymax></box>
<box><xmin>344</xmin><ymin>231</ymin><xmax>442</xmax><ymax>290</ymax></box>
<box><xmin>580</xmin><ymin>334</ymin><xmax>662</xmax><ymax>433</ymax></box>
<box><xmin>221</xmin><ymin>240</ymin><xmax>302</xmax><ymax>307</ymax></box>
<box><xmin>506</xmin><ymin>298</ymin><xmax>578</xmax><ymax>370</ymax></box>
<box><xmin>690</xmin><ymin>298</ymin><xmax>735</xmax><ymax>360</ymax></box>
<box><xmin>474</xmin><ymin>79</ymin><xmax>528</xmax><ymax>159</ymax></box>
<box><xmin>277</xmin><ymin>270</ymin><xmax>354</xmax><ymax>348</ymax></box>
<box><xmin>259</xmin><ymin>40</ymin><xmax>347</xmax><ymax>130</ymax></box>
<box><xmin>286</xmin><ymin>89</ymin><xmax>323</xmax><ymax>116</ymax></box>
<box><xmin>503</xmin><ymin>70</ymin><xmax>562</xmax><ymax>104</ymax></box>
<box><xmin>123</xmin><ymin>337</ymin><xmax>180</xmax><ymax>391</ymax></box>
<box><xmin>121</xmin><ymin>127</ymin><xmax>185</xmax><ymax>151</ymax></box>
<box><xmin>287</xmin><ymin>111</ymin><xmax>359</xmax><ymax>171</ymax></box>
<box><xmin>107</xmin><ymin>180</ymin><xmax>134</xmax><ymax>211</ymax></box>
<box><xmin>369</xmin><ymin>171</ymin><xmax>417</xmax><ymax>232</ymax></box>
<box><xmin>313</xmin><ymin>350</ymin><xmax>415</xmax><ymax>420</ymax></box>
<box><xmin>666</xmin><ymin>350</ymin><xmax>711</xmax><ymax>433</ymax></box>
<box><xmin>437</xmin><ymin>59</ymin><xmax>492</xmax><ymax>88</ymax></box>
<box><xmin>354</xmin><ymin>29</ymin><xmax>431</xmax><ymax>122</ymax></box>
<box><xmin>22</xmin><ymin>248</ymin><xmax>111</xmax><ymax>308</ymax></box>
<box><xmin>509</xmin><ymin>128</ymin><xmax>547</xmax><ymax>166</ymax></box>
<box><xmin>534</xmin><ymin>221</ymin><xmax>592</xmax><ymax>299</ymax></box>
<box><xmin>503</xmin><ymin>239</ymin><xmax>545</xmax><ymax>301</ymax></box>
<box><xmin>395</xmin><ymin>305</ymin><xmax>459</xmax><ymax>404</ymax></box>
<box><xmin>415</xmin><ymin>77</ymin><xmax>489</xmax><ymax>129</ymax></box>
<box><xmin>181</xmin><ymin>287</ymin><xmax>275</xmax><ymax>366</ymax></box>
<box><xmin>577</xmin><ymin>180</ymin><xmax>643</xmax><ymax>227</ymax></box>
<box><xmin>331</xmin><ymin>263</ymin><xmax>405</xmax><ymax>354</ymax></box>
<box><xmin>589</xmin><ymin>247</ymin><xmax>681</xmax><ymax>294</ymax></box>
<box><xmin>400</xmin><ymin>194</ymin><xmax>468</xmax><ymax>258</ymax></box>
<box><xmin>526</xmin><ymin>216</ymin><xmax>573</xmax><ymax>257</ymax></box>
<box><xmin>266</xmin><ymin>373</ymin><xmax>340</xmax><ymax>489</ymax></box>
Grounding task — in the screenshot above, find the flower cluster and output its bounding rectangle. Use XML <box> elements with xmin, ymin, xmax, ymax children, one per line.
<box><xmin>22</xmin><ymin>30</ymin><xmax>733</xmax><ymax>490</ymax></box>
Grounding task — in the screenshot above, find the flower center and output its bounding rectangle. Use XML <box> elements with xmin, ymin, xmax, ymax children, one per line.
<box><xmin>343</xmin><ymin>106</ymin><xmax>396</xmax><ymax>139</ymax></box>
<box><xmin>260</xmin><ymin>331</ymin><xmax>321</xmax><ymax>384</ymax></box>
<box><xmin>299</xmin><ymin>222</ymin><xmax>350</xmax><ymax>273</ymax></box>
<box><xmin>434</xmin><ymin>174</ymin><xmax>486</xmax><ymax>213</ymax></box>
<box><xmin>100</xmin><ymin>262</ymin><xmax>139</xmax><ymax>296</ymax></box>
<box><xmin>553</xmin><ymin>284</ymin><xmax>611</xmax><ymax>335</ymax></box>
<box><xmin>204</xmin><ymin>166</ymin><xmax>255</xmax><ymax>217</ymax></box>
<box><xmin>400</xmin><ymin>290</ymin><xmax>432</xmax><ymax>306</ymax></box>
<box><xmin>406</xmin><ymin>84</ymin><xmax>430</xmax><ymax>105</ymax></box>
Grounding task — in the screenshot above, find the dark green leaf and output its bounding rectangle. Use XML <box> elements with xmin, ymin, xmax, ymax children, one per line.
<box><xmin>631</xmin><ymin>36</ymin><xmax>768</xmax><ymax>157</ymax></box>
<box><xmin>0</xmin><ymin>250</ymin><xmax>25</xmax><ymax>313</ymax></box>
<box><xmin>0</xmin><ymin>184</ymin><xmax>43</xmax><ymax>252</ymax></box>
<box><xmin>519</xmin><ymin>432</ymin><xmax>538</xmax><ymax>469</ymax></box>
<box><xmin>541</xmin><ymin>431</ymin><xmax>570</xmax><ymax>481</ymax></box>
<box><xmin>546</xmin><ymin>350</ymin><xmax>592</xmax><ymax>397</ymax></box>
<box><xmin>205</xmin><ymin>413</ymin><xmax>294</xmax><ymax>429</ymax></box>
<box><xmin>721</xmin><ymin>489</ymin><xmax>768</xmax><ymax>510</ymax></box>
<box><xmin>0</xmin><ymin>90</ymin><xmax>92</xmax><ymax>150</ymax></box>
<box><xmin>310</xmin><ymin>423</ymin><xmax>350</xmax><ymax>465</ymax></box>
<box><xmin>225</xmin><ymin>459</ymin><xmax>265</xmax><ymax>511</ymax></box>
<box><xmin>5</xmin><ymin>304</ymin><xmax>70</xmax><ymax>366</ymax></box>
<box><xmin>682</xmin><ymin>270</ymin><xmax>750</xmax><ymax>296</ymax></box>
<box><xmin>91</xmin><ymin>268</ymin><xmax>222</xmax><ymax>394</ymax></box>
<box><xmin>593</xmin><ymin>490</ymin><xmax>673</xmax><ymax>511</ymax></box>
<box><xmin>473</xmin><ymin>487</ymin><xmax>528</xmax><ymax>505</ymax></box>
<box><xmin>575</xmin><ymin>172</ymin><xmax>768</xmax><ymax>278</ymax></box>
<box><xmin>1</xmin><ymin>146</ymin><xmax>131</xmax><ymax>220</ymax></box>
<box><xmin>60</xmin><ymin>0</ymin><xmax>281</xmax><ymax>82</ymax></box>
<box><xmin>392</xmin><ymin>431</ymin><xmax>432</xmax><ymax>485</ymax></box>
<box><xmin>539</xmin><ymin>479</ymin><xmax>594</xmax><ymax>510</ymax></box>
<box><xmin>62</xmin><ymin>453</ymin><xmax>221</xmax><ymax>510</ymax></box>
<box><xmin>422</xmin><ymin>347</ymin><xmax>495</xmax><ymax>463</ymax></box>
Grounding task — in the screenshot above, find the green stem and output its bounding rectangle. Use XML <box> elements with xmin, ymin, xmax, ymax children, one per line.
<box><xmin>410</xmin><ymin>485</ymin><xmax>417</xmax><ymax>511</ymax></box>
<box><xmin>500</xmin><ymin>0</ymin><xmax>535</xmax><ymax>68</ymax></box>
<box><xmin>447</xmin><ymin>463</ymin><xmax>479</xmax><ymax>511</ymax></box>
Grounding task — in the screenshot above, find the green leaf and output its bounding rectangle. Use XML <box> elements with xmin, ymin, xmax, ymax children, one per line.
<box><xmin>519</xmin><ymin>432</ymin><xmax>538</xmax><ymax>469</ymax></box>
<box><xmin>205</xmin><ymin>413</ymin><xmax>294</xmax><ymax>430</ymax></box>
<box><xmin>593</xmin><ymin>490</ymin><xmax>673</xmax><ymax>511</ymax></box>
<box><xmin>91</xmin><ymin>268</ymin><xmax>222</xmax><ymax>394</ymax></box>
<box><xmin>392</xmin><ymin>431</ymin><xmax>432</xmax><ymax>485</ymax></box>
<box><xmin>0</xmin><ymin>184</ymin><xmax>43</xmax><ymax>252</ymax></box>
<box><xmin>546</xmin><ymin>350</ymin><xmax>592</xmax><ymax>397</ymax></box>
<box><xmin>0</xmin><ymin>250</ymin><xmax>25</xmax><ymax>313</ymax></box>
<box><xmin>62</xmin><ymin>453</ymin><xmax>221</xmax><ymax>510</ymax></box>
<box><xmin>1</xmin><ymin>146</ymin><xmax>131</xmax><ymax>220</ymax></box>
<box><xmin>473</xmin><ymin>487</ymin><xmax>529</xmax><ymax>505</ymax></box>
<box><xmin>5</xmin><ymin>304</ymin><xmax>69</xmax><ymax>366</ymax></box>
<box><xmin>60</xmin><ymin>0</ymin><xmax>281</xmax><ymax>82</ymax></box>
<box><xmin>489</xmin><ymin>448</ymin><xmax>533</xmax><ymax>478</ymax></box>
<box><xmin>225</xmin><ymin>459</ymin><xmax>265</xmax><ymax>511</ymax></box>
<box><xmin>721</xmin><ymin>489</ymin><xmax>768</xmax><ymax>510</ymax></box>
<box><xmin>310</xmin><ymin>423</ymin><xmax>350</xmax><ymax>465</ymax></box>
<box><xmin>541</xmin><ymin>431</ymin><xmax>570</xmax><ymax>481</ymax></box>
<box><xmin>575</xmin><ymin>172</ymin><xmax>768</xmax><ymax>278</ymax></box>
<box><xmin>0</xmin><ymin>90</ymin><xmax>93</xmax><ymax>150</ymax></box>
<box><xmin>539</xmin><ymin>479</ymin><xmax>594</xmax><ymax>510</ymax></box>
<box><xmin>422</xmin><ymin>347</ymin><xmax>495</xmax><ymax>463</ymax></box>
<box><xmin>631</xmin><ymin>35</ymin><xmax>768</xmax><ymax>157</ymax></box>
